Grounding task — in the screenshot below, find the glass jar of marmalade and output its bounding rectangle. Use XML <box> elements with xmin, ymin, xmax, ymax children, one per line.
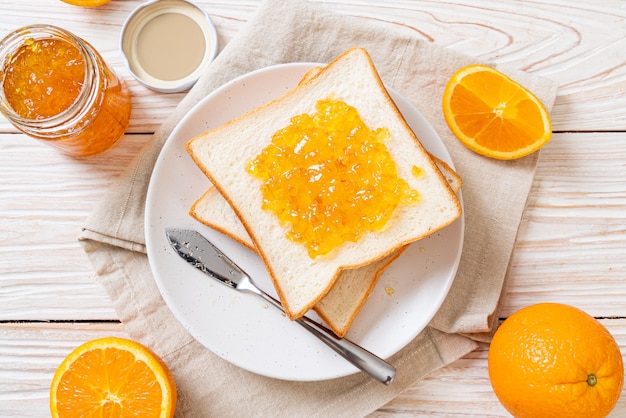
<box><xmin>0</xmin><ymin>25</ymin><xmax>132</xmax><ymax>157</ymax></box>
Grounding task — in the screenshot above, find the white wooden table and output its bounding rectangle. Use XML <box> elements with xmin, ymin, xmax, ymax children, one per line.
<box><xmin>1</xmin><ymin>1</ymin><xmax>625</xmax><ymax>416</ymax></box>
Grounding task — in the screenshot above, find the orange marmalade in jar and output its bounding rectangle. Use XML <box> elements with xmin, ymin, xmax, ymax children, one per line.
<box><xmin>0</xmin><ymin>25</ymin><xmax>131</xmax><ymax>157</ymax></box>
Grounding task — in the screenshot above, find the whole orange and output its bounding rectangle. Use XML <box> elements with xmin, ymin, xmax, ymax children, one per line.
<box><xmin>488</xmin><ymin>303</ymin><xmax>623</xmax><ymax>418</ymax></box>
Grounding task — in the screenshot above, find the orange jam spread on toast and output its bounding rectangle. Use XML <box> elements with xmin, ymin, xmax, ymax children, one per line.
<box><xmin>412</xmin><ymin>165</ymin><xmax>425</xmax><ymax>178</ymax></box>
<box><xmin>3</xmin><ymin>38</ymin><xmax>85</xmax><ymax>119</ymax></box>
<box><xmin>247</xmin><ymin>98</ymin><xmax>420</xmax><ymax>258</ymax></box>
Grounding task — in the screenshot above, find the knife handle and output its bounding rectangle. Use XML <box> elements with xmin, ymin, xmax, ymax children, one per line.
<box><xmin>295</xmin><ymin>314</ymin><xmax>396</xmax><ymax>385</ymax></box>
<box><xmin>256</xmin><ymin>290</ymin><xmax>396</xmax><ymax>385</ymax></box>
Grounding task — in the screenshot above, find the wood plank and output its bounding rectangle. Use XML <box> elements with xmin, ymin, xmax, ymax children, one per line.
<box><xmin>2</xmin><ymin>132</ymin><xmax>624</xmax><ymax>320</ymax></box>
<box><xmin>1</xmin><ymin>320</ymin><xmax>624</xmax><ymax>416</ymax></box>
<box><xmin>1</xmin><ymin>1</ymin><xmax>626</xmax><ymax>133</ymax></box>
<box><xmin>0</xmin><ymin>322</ymin><xmax>128</xmax><ymax>417</ymax></box>
<box><xmin>503</xmin><ymin>132</ymin><xmax>626</xmax><ymax>317</ymax></box>
<box><xmin>1</xmin><ymin>1</ymin><xmax>625</xmax><ymax>416</ymax></box>
<box><xmin>0</xmin><ymin>134</ymin><xmax>150</xmax><ymax>320</ymax></box>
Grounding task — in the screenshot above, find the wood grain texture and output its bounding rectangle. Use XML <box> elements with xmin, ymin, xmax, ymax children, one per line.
<box><xmin>0</xmin><ymin>323</ymin><xmax>128</xmax><ymax>417</ymax></box>
<box><xmin>504</xmin><ymin>132</ymin><xmax>626</xmax><ymax>317</ymax></box>
<box><xmin>1</xmin><ymin>321</ymin><xmax>624</xmax><ymax>417</ymax></box>
<box><xmin>1</xmin><ymin>0</ymin><xmax>625</xmax><ymax>416</ymax></box>
<box><xmin>1</xmin><ymin>1</ymin><xmax>626</xmax><ymax>133</ymax></box>
<box><xmin>3</xmin><ymin>133</ymin><xmax>624</xmax><ymax>320</ymax></box>
<box><xmin>0</xmin><ymin>133</ymin><xmax>149</xmax><ymax>320</ymax></box>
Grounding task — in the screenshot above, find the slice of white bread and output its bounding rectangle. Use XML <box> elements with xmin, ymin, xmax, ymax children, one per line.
<box><xmin>186</xmin><ymin>47</ymin><xmax>462</xmax><ymax>320</ymax></box>
<box><xmin>189</xmin><ymin>156</ymin><xmax>461</xmax><ymax>336</ymax></box>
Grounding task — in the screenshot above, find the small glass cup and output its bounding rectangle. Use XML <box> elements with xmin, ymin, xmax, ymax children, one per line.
<box><xmin>0</xmin><ymin>25</ymin><xmax>132</xmax><ymax>157</ymax></box>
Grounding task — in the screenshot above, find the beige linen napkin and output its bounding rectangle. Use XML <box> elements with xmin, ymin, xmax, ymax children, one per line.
<box><xmin>79</xmin><ymin>0</ymin><xmax>558</xmax><ymax>416</ymax></box>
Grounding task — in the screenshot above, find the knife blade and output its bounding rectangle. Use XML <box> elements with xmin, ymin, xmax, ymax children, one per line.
<box><xmin>165</xmin><ymin>227</ymin><xmax>396</xmax><ymax>385</ymax></box>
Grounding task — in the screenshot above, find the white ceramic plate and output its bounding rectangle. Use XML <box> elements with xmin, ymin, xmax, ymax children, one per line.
<box><xmin>145</xmin><ymin>63</ymin><xmax>464</xmax><ymax>382</ymax></box>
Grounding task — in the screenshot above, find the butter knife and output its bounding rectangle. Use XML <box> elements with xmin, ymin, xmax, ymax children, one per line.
<box><xmin>165</xmin><ymin>228</ymin><xmax>396</xmax><ymax>385</ymax></box>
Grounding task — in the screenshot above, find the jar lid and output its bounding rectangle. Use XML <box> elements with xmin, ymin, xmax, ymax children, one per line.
<box><xmin>120</xmin><ymin>0</ymin><xmax>218</xmax><ymax>93</ymax></box>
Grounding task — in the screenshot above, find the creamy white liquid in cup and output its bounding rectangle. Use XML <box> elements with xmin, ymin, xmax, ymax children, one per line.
<box><xmin>121</xmin><ymin>0</ymin><xmax>219</xmax><ymax>93</ymax></box>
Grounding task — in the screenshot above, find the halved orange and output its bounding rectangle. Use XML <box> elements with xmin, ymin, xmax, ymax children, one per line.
<box><xmin>50</xmin><ymin>336</ymin><xmax>177</xmax><ymax>418</ymax></box>
<box><xmin>60</xmin><ymin>0</ymin><xmax>111</xmax><ymax>7</ymax></box>
<box><xmin>442</xmin><ymin>64</ymin><xmax>552</xmax><ymax>160</ymax></box>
